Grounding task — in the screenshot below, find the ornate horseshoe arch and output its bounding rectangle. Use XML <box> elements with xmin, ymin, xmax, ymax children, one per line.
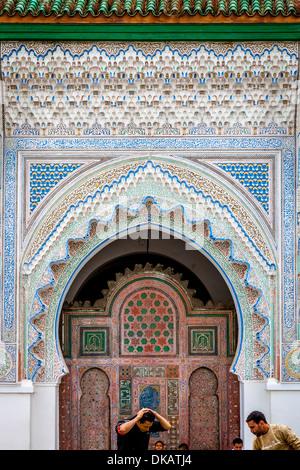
<box><xmin>20</xmin><ymin>156</ymin><xmax>278</xmax><ymax>384</ymax></box>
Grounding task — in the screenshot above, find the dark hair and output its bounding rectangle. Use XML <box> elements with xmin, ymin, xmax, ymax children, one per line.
<box><xmin>246</xmin><ymin>411</ymin><xmax>267</xmax><ymax>424</ymax></box>
<box><xmin>140</xmin><ymin>410</ymin><xmax>155</xmax><ymax>423</ymax></box>
<box><xmin>233</xmin><ymin>438</ymin><xmax>243</xmax><ymax>445</ymax></box>
<box><xmin>155</xmin><ymin>440</ymin><xmax>165</xmax><ymax>446</ymax></box>
<box><xmin>178</xmin><ymin>443</ymin><xmax>189</xmax><ymax>450</ymax></box>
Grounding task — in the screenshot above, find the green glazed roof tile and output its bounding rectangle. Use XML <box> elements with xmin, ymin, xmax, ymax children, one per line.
<box><xmin>1</xmin><ymin>0</ymin><xmax>300</xmax><ymax>17</ymax></box>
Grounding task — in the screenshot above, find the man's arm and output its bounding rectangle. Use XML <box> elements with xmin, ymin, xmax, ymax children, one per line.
<box><xmin>118</xmin><ymin>409</ymin><xmax>147</xmax><ymax>435</ymax></box>
<box><xmin>282</xmin><ymin>426</ymin><xmax>300</xmax><ymax>449</ymax></box>
<box><xmin>152</xmin><ymin>410</ymin><xmax>172</xmax><ymax>431</ymax></box>
<box><xmin>252</xmin><ymin>437</ymin><xmax>261</xmax><ymax>450</ymax></box>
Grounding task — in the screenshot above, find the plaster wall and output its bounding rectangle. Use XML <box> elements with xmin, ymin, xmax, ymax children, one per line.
<box><xmin>266</xmin><ymin>382</ymin><xmax>300</xmax><ymax>432</ymax></box>
<box><xmin>0</xmin><ymin>381</ymin><xmax>33</xmax><ymax>450</ymax></box>
<box><xmin>0</xmin><ymin>381</ymin><xmax>58</xmax><ymax>450</ymax></box>
<box><xmin>30</xmin><ymin>383</ymin><xmax>59</xmax><ymax>450</ymax></box>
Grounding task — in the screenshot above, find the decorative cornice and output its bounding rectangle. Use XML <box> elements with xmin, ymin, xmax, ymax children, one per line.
<box><xmin>3</xmin><ymin>42</ymin><xmax>297</xmax><ymax>138</ymax></box>
<box><xmin>62</xmin><ymin>262</ymin><xmax>234</xmax><ymax>310</ymax></box>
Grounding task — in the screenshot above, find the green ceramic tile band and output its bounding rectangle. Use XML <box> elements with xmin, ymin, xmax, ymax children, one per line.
<box><xmin>1</xmin><ymin>23</ymin><xmax>300</xmax><ymax>41</ymax></box>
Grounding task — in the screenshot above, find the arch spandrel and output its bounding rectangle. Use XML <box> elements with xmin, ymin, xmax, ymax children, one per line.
<box><xmin>20</xmin><ymin>156</ymin><xmax>277</xmax><ymax>383</ymax></box>
<box><xmin>22</xmin><ymin>158</ymin><xmax>277</xmax><ymax>271</ymax></box>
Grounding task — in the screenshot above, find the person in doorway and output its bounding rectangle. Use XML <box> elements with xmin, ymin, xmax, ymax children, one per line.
<box><xmin>154</xmin><ymin>440</ymin><xmax>165</xmax><ymax>450</ymax></box>
<box><xmin>246</xmin><ymin>410</ymin><xmax>300</xmax><ymax>450</ymax></box>
<box><xmin>116</xmin><ymin>408</ymin><xmax>171</xmax><ymax>451</ymax></box>
<box><xmin>232</xmin><ymin>438</ymin><xmax>243</xmax><ymax>450</ymax></box>
<box><xmin>178</xmin><ymin>443</ymin><xmax>189</xmax><ymax>450</ymax></box>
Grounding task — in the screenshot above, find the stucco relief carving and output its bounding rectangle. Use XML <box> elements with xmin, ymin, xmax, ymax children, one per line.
<box><xmin>2</xmin><ymin>42</ymin><xmax>297</xmax><ymax>138</ymax></box>
<box><xmin>23</xmin><ymin>159</ymin><xmax>276</xmax><ymax>271</ymax></box>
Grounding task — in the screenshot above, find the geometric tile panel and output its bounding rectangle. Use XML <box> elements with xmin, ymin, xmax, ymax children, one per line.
<box><xmin>121</xmin><ymin>290</ymin><xmax>176</xmax><ymax>356</ymax></box>
<box><xmin>215</xmin><ymin>162</ymin><xmax>269</xmax><ymax>213</ymax></box>
<box><xmin>30</xmin><ymin>162</ymin><xmax>83</xmax><ymax>213</ymax></box>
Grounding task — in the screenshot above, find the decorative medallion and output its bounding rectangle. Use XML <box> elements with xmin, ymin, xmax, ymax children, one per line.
<box><xmin>0</xmin><ymin>346</ymin><xmax>13</xmax><ymax>379</ymax></box>
<box><xmin>286</xmin><ymin>348</ymin><xmax>300</xmax><ymax>378</ymax></box>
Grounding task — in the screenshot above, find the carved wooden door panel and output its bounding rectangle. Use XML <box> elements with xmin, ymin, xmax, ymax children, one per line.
<box><xmin>80</xmin><ymin>368</ymin><xmax>110</xmax><ymax>450</ymax></box>
<box><xmin>189</xmin><ymin>367</ymin><xmax>219</xmax><ymax>450</ymax></box>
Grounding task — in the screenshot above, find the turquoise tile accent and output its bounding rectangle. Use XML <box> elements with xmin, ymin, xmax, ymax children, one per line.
<box><xmin>216</xmin><ymin>163</ymin><xmax>269</xmax><ymax>213</ymax></box>
<box><xmin>30</xmin><ymin>162</ymin><xmax>83</xmax><ymax>213</ymax></box>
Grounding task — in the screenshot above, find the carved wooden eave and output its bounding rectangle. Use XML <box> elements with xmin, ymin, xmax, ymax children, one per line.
<box><xmin>63</xmin><ymin>263</ymin><xmax>234</xmax><ymax>312</ymax></box>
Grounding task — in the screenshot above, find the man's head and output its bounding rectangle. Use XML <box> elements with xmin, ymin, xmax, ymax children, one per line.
<box><xmin>232</xmin><ymin>438</ymin><xmax>243</xmax><ymax>450</ymax></box>
<box><xmin>178</xmin><ymin>443</ymin><xmax>189</xmax><ymax>450</ymax></box>
<box><xmin>154</xmin><ymin>440</ymin><xmax>165</xmax><ymax>450</ymax></box>
<box><xmin>246</xmin><ymin>411</ymin><xmax>268</xmax><ymax>437</ymax></box>
<box><xmin>137</xmin><ymin>410</ymin><xmax>155</xmax><ymax>432</ymax></box>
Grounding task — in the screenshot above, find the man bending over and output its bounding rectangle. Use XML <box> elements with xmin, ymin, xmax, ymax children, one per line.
<box><xmin>116</xmin><ymin>408</ymin><xmax>171</xmax><ymax>451</ymax></box>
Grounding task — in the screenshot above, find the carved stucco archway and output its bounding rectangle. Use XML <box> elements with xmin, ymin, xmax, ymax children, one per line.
<box><xmin>20</xmin><ymin>156</ymin><xmax>278</xmax><ymax>383</ymax></box>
